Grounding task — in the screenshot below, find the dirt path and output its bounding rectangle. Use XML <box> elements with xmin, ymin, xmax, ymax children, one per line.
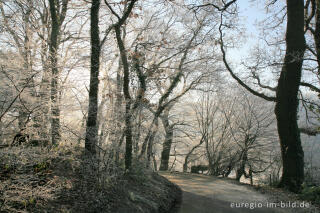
<box><xmin>160</xmin><ymin>172</ymin><xmax>312</xmax><ymax>213</ymax></box>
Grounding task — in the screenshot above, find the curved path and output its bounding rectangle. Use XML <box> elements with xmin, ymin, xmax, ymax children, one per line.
<box><xmin>160</xmin><ymin>172</ymin><xmax>310</xmax><ymax>213</ymax></box>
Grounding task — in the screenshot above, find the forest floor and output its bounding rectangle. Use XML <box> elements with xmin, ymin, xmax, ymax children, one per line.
<box><xmin>0</xmin><ymin>146</ymin><xmax>181</xmax><ymax>213</ymax></box>
<box><xmin>160</xmin><ymin>172</ymin><xmax>319</xmax><ymax>213</ymax></box>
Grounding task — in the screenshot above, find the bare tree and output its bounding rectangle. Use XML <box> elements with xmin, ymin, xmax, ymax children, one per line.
<box><xmin>159</xmin><ymin>104</ymin><xmax>175</xmax><ymax>171</ymax></box>
<box><xmin>103</xmin><ymin>0</ymin><xmax>138</xmax><ymax>169</ymax></box>
<box><xmin>210</xmin><ymin>0</ymin><xmax>306</xmax><ymax>192</ymax></box>
<box><xmin>0</xmin><ymin>1</ymin><xmax>37</xmax><ymax>131</ymax></box>
<box><xmin>85</xmin><ymin>0</ymin><xmax>101</xmax><ymax>155</ymax></box>
<box><xmin>225</xmin><ymin>92</ymin><xmax>276</xmax><ymax>183</ymax></box>
<box><xmin>48</xmin><ymin>0</ymin><xmax>69</xmax><ymax>145</ymax></box>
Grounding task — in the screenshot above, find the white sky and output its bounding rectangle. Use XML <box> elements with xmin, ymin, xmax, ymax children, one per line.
<box><xmin>228</xmin><ymin>1</ymin><xmax>269</xmax><ymax>63</ymax></box>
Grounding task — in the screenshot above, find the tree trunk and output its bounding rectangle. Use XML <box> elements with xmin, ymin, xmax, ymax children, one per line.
<box><xmin>38</xmin><ymin>62</ymin><xmax>50</xmax><ymax>141</ymax></box>
<box><xmin>205</xmin><ymin>132</ymin><xmax>214</xmax><ymax>175</ymax></box>
<box><xmin>48</xmin><ymin>0</ymin><xmax>61</xmax><ymax>145</ymax></box>
<box><xmin>183</xmin><ymin>134</ymin><xmax>206</xmax><ymax>172</ymax></box>
<box><xmin>315</xmin><ymin>0</ymin><xmax>320</xmax><ymax>69</ymax></box>
<box><xmin>147</xmin><ymin>118</ymin><xmax>159</xmax><ymax>168</ymax></box>
<box><xmin>37</xmin><ymin>13</ymin><xmax>50</xmax><ymax>142</ymax></box>
<box><xmin>103</xmin><ymin>0</ymin><xmax>137</xmax><ymax>170</ymax></box>
<box><xmin>17</xmin><ymin>2</ymin><xmax>33</xmax><ymax>131</ymax></box>
<box><xmin>124</xmin><ymin>100</ymin><xmax>133</xmax><ymax>169</ymax></box>
<box><xmin>249</xmin><ymin>167</ymin><xmax>253</xmax><ymax>185</ymax></box>
<box><xmin>183</xmin><ymin>160</ymin><xmax>188</xmax><ymax>173</ymax></box>
<box><xmin>236</xmin><ymin>151</ymin><xmax>247</xmax><ymax>181</ymax></box>
<box><xmin>159</xmin><ymin>111</ymin><xmax>174</xmax><ymax>171</ymax></box>
<box><xmin>113</xmin><ymin>58</ymin><xmax>124</xmax><ymax>162</ymax></box>
<box><xmin>85</xmin><ymin>0</ymin><xmax>101</xmax><ymax>154</ymax></box>
<box><xmin>134</xmin><ymin>108</ymin><xmax>142</xmax><ymax>155</ymax></box>
<box><xmin>114</xmin><ymin>24</ymin><xmax>133</xmax><ymax>170</ymax></box>
<box><xmin>159</xmin><ymin>128</ymin><xmax>173</xmax><ymax>171</ymax></box>
<box><xmin>153</xmin><ymin>153</ymin><xmax>158</xmax><ymax>171</ymax></box>
<box><xmin>139</xmin><ymin>116</ymin><xmax>157</xmax><ymax>159</ymax></box>
<box><xmin>275</xmin><ymin>0</ymin><xmax>306</xmax><ymax>193</ymax></box>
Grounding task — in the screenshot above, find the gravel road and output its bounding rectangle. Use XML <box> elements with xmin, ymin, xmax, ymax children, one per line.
<box><xmin>160</xmin><ymin>172</ymin><xmax>314</xmax><ymax>213</ymax></box>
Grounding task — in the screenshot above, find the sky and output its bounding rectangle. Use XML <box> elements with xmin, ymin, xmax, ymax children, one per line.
<box><xmin>238</xmin><ymin>1</ymin><xmax>266</xmax><ymax>36</ymax></box>
<box><xmin>223</xmin><ymin>0</ymin><xmax>286</xmax><ymax>90</ymax></box>
<box><xmin>227</xmin><ymin>1</ymin><xmax>268</xmax><ymax>62</ymax></box>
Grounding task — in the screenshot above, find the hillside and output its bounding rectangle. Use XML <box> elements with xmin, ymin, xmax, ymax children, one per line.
<box><xmin>0</xmin><ymin>146</ymin><xmax>181</xmax><ymax>213</ymax></box>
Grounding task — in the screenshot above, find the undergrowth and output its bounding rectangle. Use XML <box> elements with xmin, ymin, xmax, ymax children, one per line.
<box><xmin>0</xmin><ymin>146</ymin><xmax>181</xmax><ymax>213</ymax></box>
<box><xmin>299</xmin><ymin>185</ymin><xmax>320</xmax><ymax>206</ymax></box>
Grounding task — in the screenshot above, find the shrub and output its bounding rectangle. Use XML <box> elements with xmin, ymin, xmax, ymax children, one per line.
<box><xmin>299</xmin><ymin>186</ymin><xmax>320</xmax><ymax>205</ymax></box>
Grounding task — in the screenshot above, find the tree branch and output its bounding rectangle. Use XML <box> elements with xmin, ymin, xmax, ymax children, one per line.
<box><xmin>300</xmin><ymin>82</ymin><xmax>320</xmax><ymax>93</ymax></box>
<box><xmin>190</xmin><ymin>0</ymin><xmax>237</xmax><ymax>12</ymax></box>
<box><xmin>218</xmin><ymin>14</ymin><xmax>276</xmax><ymax>102</ymax></box>
<box><xmin>299</xmin><ymin>127</ymin><xmax>320</xmax><ymax>136</ymax></box>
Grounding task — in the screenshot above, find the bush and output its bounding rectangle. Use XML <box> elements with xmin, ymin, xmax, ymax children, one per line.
<box><xmin>191</xmin><ymin>165</ymin><xmax>208</xmax><ymax>174</ymax></box>
<box><xmin>299</xmin><ymin>186</ymin><xmax>320</xmax><ymax>205</ymax></box>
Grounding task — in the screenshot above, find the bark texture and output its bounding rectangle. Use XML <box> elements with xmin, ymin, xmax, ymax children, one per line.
<box><xmin>48</xmin><ymin>0</ymin><xmax>60</xmax><ymax>145</ymax></box>
<box><xmin>275</xmin><ymin>0</ymin><xmax>306</xmax><ymax>192</ymax></box>
<box><xmin>85</xmin><ymin>0</ymin><xmax>100</xmax><ymax>154</ymax></box>
<box><xmin>159</xmin><ymin>109</ymin><xmax>174</xmax><ymax>171</ymax></box>
<box><xmin>315</xmin><ymin>0</ymin><xmax>320</xmax><ymax>69</ymax></box>
<box><xmin>115</xmin><ymin>25</ymin><xmax>133</xmax><ymax>170</ymax></box>
<box><xmin>49</xmin><ymin>0</ymin><xmax>68</xmax><ymax>145</ymax></box>
<box><xmin>105</xmin><ymin>0</ymin><xmax>137</xmax><ymax>169</ymax></box>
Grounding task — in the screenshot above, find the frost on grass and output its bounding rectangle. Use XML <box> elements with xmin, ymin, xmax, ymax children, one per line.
<box><xmin>0</xmin><ymin>146</ymin><xmax>181</xmax><ymax>213</ymax></box>
<box><xmin>0</xmin><ymin>146</ymin><xmax>81</xmax><ymax>212</ymax></box>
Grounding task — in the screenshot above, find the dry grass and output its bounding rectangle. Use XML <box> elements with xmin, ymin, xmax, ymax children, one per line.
<box><xmin>0</xmin><ymin>146</ymin><xmax>181</xmax><ymax>213</ymax></box>
<box><xmin>253</xmin><ymin>185</ymin><xmax>320</xmax><ymax>212</ymax></box>
<box><xmin>0</xmin><ymin>146</ymin><xmax>81</xmax><ymax>212</ymax></box>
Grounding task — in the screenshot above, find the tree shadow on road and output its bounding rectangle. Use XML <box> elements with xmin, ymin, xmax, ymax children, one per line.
<box><xmin>172</xmin><ymin>190</ymin><xmax>280</xmax><ymax>213</ymax></box>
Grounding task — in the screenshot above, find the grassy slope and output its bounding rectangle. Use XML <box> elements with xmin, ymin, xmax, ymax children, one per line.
<box><xmin>0</xmin><ymin>146</ymin><xmax>181</xmax><ymax>213</ymax></box>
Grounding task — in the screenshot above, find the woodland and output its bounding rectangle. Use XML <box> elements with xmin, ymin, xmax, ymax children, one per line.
<box><xmin>0</xmin><ymin>0</ymin><xmax>320</xmax><ymax>212</ymax></box>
